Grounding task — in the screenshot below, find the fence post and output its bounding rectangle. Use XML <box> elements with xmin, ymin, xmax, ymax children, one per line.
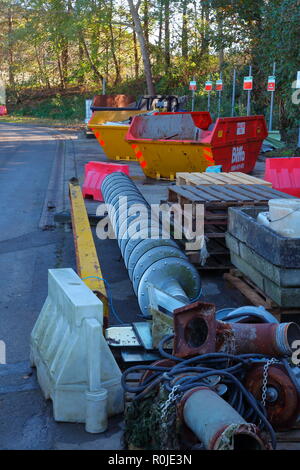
<box><xmin>246</xmin><ymin>65</ymin><xmax>252</xmax><ymax>116</ymax></box>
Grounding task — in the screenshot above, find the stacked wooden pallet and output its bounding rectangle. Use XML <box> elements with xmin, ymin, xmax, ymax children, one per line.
<box><xmin>168</xmin><ymin>175</ymin><xmax>293</xmax><ymax>270</ymax></box>
<box><xmin>176</xmin><ymin>171</ymin><xmax>272</xmax><ymax>187</ymax></box>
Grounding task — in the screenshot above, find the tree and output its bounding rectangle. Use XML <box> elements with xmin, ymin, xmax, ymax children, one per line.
<box><xmin>127</xmin><ymin>0</ymin><xmax>155</xmax><ymax>95</ymax></box>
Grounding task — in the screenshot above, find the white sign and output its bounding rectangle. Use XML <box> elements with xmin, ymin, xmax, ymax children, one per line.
<box><xmin>296</xmin><ymin>71</ymin><xmax>300</xmax><ymax>89</ymax></box>
<box><xmin>237</xmin><ymin>122</ymin><xmax>246</xmax><ymax>135</ymax></box>
<box><xmin>85</xmin><ymin>99</ymin><xmax>93</xmax><ymax>124</ymax></box>
<box><xmin>232</xmin><ymin>146</ymin><xmax>245</xmax><ymax>164</ymax></box>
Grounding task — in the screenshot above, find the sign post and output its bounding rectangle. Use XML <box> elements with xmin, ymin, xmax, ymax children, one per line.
<box><xmin>231</xmin><ymin>68</ymin><xmax>236</xmax><ymax>117</ymax></box>
<box><xmin>189</xmin><ymin>78</ymin><xmax>197</xmax><ymax>111</ymax></box>
<box><xmin>244</xmin><ymin>66</ymin><xmax>253</xmax><ymax>116</ymax></box>
<box><xmin>205</xmin><ymin>80</ymin><xmax>213</xmax><ymax>112</ymax></box>
<box><xmin>268</xmin><ymin>62</ymin><xmax>276</xmax><ymax>132</ymax></box>
<box><xmin>216</xmin><ymin>74</ymin><xmax>223</xmax><ymax>117</ymax></box>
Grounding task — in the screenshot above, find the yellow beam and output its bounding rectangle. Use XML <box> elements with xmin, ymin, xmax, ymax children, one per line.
<box><xmin>69</xmin><ymin>178</ymin><xmax>109</xmax><ymax>328</ymax></box>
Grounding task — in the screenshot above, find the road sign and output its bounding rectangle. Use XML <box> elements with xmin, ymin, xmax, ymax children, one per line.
<box><xmin>243</xmin><ymin>76</ymin><xmax>253</xmax><ymax>91</ymax></box>
<box><xmin>189</xmin><ymin>80</ymin><xmax>197</xmax><ymax>91</ymax></box>
<box><xmin>267</xmin><ymin>76</ymin><xmax>276</xmax><ymax>92</ymax></box>
<box><xmin>205</xmin><ymin>81</ymin><xmax>213</xmax><ymax>92</ymax></box>
<box><xmin>216</xmin><ymin>80</ymin><xmax>223</xmax><ymax>91</ymax></box>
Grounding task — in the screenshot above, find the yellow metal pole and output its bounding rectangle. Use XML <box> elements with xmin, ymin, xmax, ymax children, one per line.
<box><xmin>69</xmin><ymin>178</ymin><xmax>109</xmax><ymax>328</ymax></box>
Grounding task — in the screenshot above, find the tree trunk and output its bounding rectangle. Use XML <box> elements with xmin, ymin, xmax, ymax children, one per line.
<box><xmin>201</xmin><ymin>0</ymin><xmax>210</xmax><ymax>55</ymax></box>
<box><xmin>80</xmin><ymin>32</ymin><xmax>104</xmax><ymax>86</ymax></box>
<box><xmin>61</xmin><ymin>39</ymin><xmax>68</xmax><ymax>87</ymax></box>
<box><xmin>127</xmin><ymin>0</ymin><xmax>155</xmax><ymax>95</ymax></box>
<box><xmin>143</xmin><ymin>0</ymin><xmax>149</xmax><ymax>48</ymax></box>
<box><xmin>35</xmin><ymin>45</ymin><xmax>51</xmax><ymax>89</ymax></box>
<box><xmin>133</xmin><ymin>28</ymin><xmax>139</xmax><ymax>79</ymax></box>
<box><xmin>164</xmin><ymin>0</ymin><xmax>171</xmax><ymax>73</ymax></box>
<box><xmin>78</xmin><ymin>40</ymin><xmax>85</xmax><ymax>85</ymax></box>
<box><xmin>7</xmin><ymin>8</ymin><xmax>15</xmax><ymax>87</ymax></box>
<box><xmin>57</xmin><ymin>56</ymin><xmax>65</xmax><ymax>89</ymax></box>
<box><xmin>109</xmin><ymin>23</ymin><xmax>121</xmax><ymax>84</ymax></box>
<box><xmin>217</xmin><ymin>11</ymin><xmax>224</xmax><ymax>69</ymax></box>
<box><xmin>181</xmin><ymin>0</ymin><xmax>188</xmax><ymax>58</ymax></box>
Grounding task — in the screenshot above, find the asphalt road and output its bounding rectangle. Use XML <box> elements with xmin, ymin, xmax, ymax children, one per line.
<box><xmin>0</xmin><ymin>124</ymin><xmax>64</xmax><ymax>361</ymax></box>
<box><xmin>0</xmin><ymin>123</ymin><xmax>123</xmax><ymax>449</ymax></box>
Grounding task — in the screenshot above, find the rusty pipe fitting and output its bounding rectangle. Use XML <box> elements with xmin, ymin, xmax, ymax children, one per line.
<box><xmin>216</xmin><ymin>321</ymin><xmax>300</xmax><ymax>357</ymax></box>
<box><xmin>179</xmin><ymin>387</ymin><xmax>270</xmax><ymax>450</ymax></box>
<box><xmin>172</xmin><ymin>301</ymin><xmax>300</xmax><ymax>358</ymax></box>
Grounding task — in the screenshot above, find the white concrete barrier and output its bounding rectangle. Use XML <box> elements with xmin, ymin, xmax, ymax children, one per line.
<box><xmin>30</xmin><ymin>268</ymin><xmax>124</xmax><ymax>433</ymax></box>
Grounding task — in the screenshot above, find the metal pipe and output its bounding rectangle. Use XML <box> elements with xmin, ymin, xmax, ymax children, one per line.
<box><xmin>101</xmin><ymin>172</ymin><xmax>202</xmax><ymax>316</ymax></box>
<box><xmin>181</xmin><ymin>387</ymin><xmax>268</xmax><ymax>450</ymax></box>
<box><xmin>246</xmin><ymin>65</ymin><xmax>252</xmax><ymax>116</ymax></box>
<box><xmin>231</xmin><ymin>68</ymin><xmax>236</xmax><ymax>117</ymax></box>
<box><xmin>268</xmin><ymin>62</ymin><xmax>276</xmax><ymax>132</ymax></box>
<box><xmin>216</xmin><ymin>321</ymin><xmax>300</xmax><ymax>357</ymax></box>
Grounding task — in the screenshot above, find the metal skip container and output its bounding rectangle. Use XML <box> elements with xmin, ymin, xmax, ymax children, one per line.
<box><xmin>125</xmin><ymin>112</ymin><xmax>268</xmax><ymax>180</ymax></box>
<box><xmin>88</xmin><ymin>95</ymin><xmax>153</xmax><ymax>162</ymax></box>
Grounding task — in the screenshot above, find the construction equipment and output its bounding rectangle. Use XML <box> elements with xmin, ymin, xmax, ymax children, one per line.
<box><xmin>122</xmin><ymin>303</ymin><xmax>300</xmax><ymax>450</ymax></box>
<box><xmin>126</xmin><ymin>112</ymin><xmax>268</xmax><ymax>179</ymax></box>
<box><xmin>88</xmin><ymin>95</ymin><xmax>182</xmax><ymax>162</ymax></box>
<box><xmin>101</xmin><ymin>172</ymin><xmax>202</xmax><ymax>317</ymax></box>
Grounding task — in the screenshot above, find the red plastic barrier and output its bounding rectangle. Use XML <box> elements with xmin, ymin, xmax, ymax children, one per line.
<box><xmin>82</xmin><ymin>161</ymin><xmax>130</xmax><ymax>202</ymax></box>
<box><xmin>265</xmin><ymin>157</ymin><xmax>300</xmax><ymax>197</ymax></box>
<box><xmin>0</xmin><ymin>105</ymin><xmax>7</xmax><ymax>116</ymax></box>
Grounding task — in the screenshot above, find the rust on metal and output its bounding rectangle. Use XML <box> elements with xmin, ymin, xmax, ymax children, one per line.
<box><xmin>244</xmin><ymin>364</ymin><xmax>300</xmax><ymax>431</ymax></box>
<box><xmin>216</xmin><ymin>322</ymin><xmax>300</xmax><ymax>357</ymax></box>
<box><xmin>173</xmin><ymin>301</ymin><xmax>216</xmax><ymax>358</ymax></box>
<box><xmin>210</xmin><ymin>423</ymin><xmax>271</xmax><ymax>451</ymax></box>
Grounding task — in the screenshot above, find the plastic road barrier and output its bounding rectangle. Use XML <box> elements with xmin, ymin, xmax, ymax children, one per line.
<box><xmin>30</xmin><ymin>268</ymin><xmax>123</xmax><ymax>432</ymax></box>
<box><xmin>126</xmin><ymin>112</ymin><xmax>268</xmax><ymax>180</ymax></box>
<box><xmin>82</xmin><ymin>161</ymin><xmax>129</xmax><ymax>201</ymax></box>
<box><xmin>0</xmin><ymin>105</ymin><xmax>7</xmax><ymax>116</ymax></box>
<box><xmin>265</xmin><ymin>157</ymin><xmax>300</xmax><ymax>197</ymax></box>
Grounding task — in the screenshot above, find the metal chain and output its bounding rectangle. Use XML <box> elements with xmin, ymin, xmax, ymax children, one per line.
<box><xmin>261</xmin><ymin>358</ymin><xmax>280</xmax><ymax>407</ymax></box>
<box><xmin>160</xmin><ymin>385</ymin><xmax>181</xmax><ymax>426</ymax></box>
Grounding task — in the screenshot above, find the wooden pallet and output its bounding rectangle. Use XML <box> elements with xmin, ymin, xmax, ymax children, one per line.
<box><xmin>186</xmin><ymin>238</ymin><xmax>232</xmax><ymax>270</ymax></box>
<box><xmin>124</xmin><ymin>371</ymin><xmax>143</xmax><ymax>407</ymax></box>
<box><xmin>168</xmin><ymin>184</ymin><xmax>293</xmax><ymax>212</ymax></box>
<box><xmin>224</xmin><ymin>269</ymin><xmax>300</xmax><ymax>323</ymax></box>
<box><xmin>176</xmin><ymin>172</ymin><xmax>272</xmax><ymax>187</ymax></box>
<box><xmin>168</xmin><ymin>184</ymin><xmax>293</xmax><ymax>270</ymax></box>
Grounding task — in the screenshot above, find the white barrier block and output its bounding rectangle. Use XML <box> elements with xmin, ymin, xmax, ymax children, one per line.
<box><xmin>30</xmin><ymin>268</ymin><xmax>124</xmax><ymax>431</ymax></box>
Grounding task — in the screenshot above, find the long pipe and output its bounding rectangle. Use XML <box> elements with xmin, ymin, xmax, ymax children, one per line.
<box><xmin>101</xmin><ymin>172</ymin><xmax>202</xmax><ymax>317</ymax></box>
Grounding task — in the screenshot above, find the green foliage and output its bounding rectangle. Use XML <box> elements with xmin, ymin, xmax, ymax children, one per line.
<box><xmin>11</xmin><ymin>94</ymin><xmax>89</xmax><ymax>121</ymax></box>
<box><xmin>1</xmin><ymin>0</ymin><xmax>299</xmax><ymax>134</ymax></box>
